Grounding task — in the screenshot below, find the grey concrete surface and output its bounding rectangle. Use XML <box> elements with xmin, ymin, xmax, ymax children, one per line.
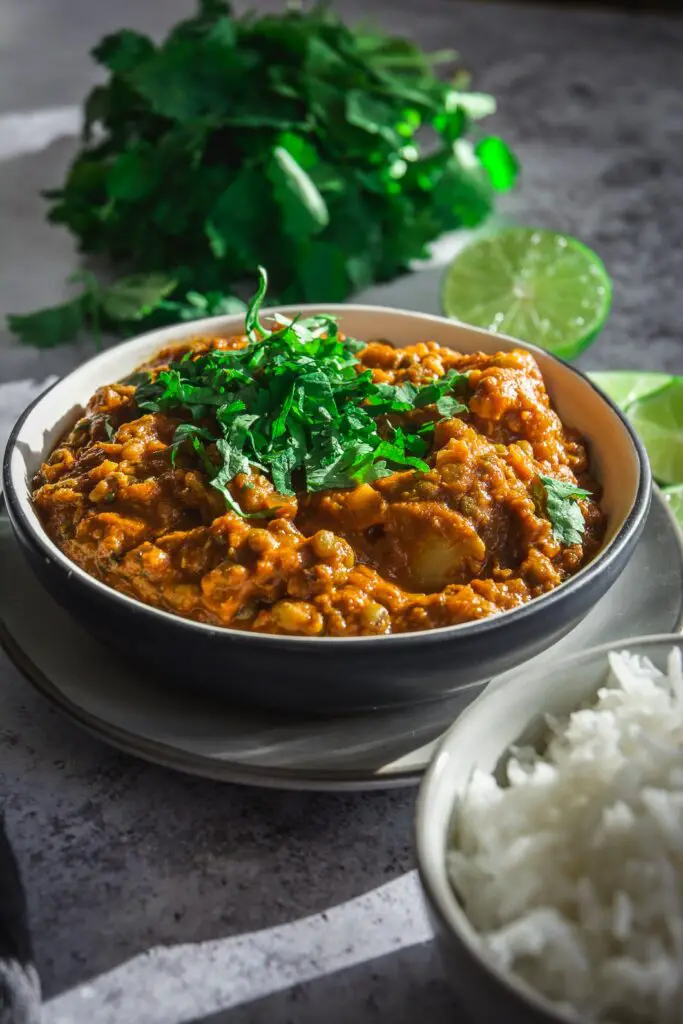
<box><xmin>0</xmin><ymin>1</ymin><xmax>682</xmax><ymax>1022</ymax></box>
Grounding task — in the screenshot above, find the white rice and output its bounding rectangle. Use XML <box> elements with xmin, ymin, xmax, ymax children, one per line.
<box><xmin>447</xmin><ymin>648</ymin><xmax>683</xmax><ymax>1024</ymax></box>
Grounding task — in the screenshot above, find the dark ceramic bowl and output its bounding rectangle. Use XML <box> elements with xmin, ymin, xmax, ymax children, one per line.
<box><xmin>3</xmin><ymin>306</ymin><xmax>650</xmax><ymax>715</ymax></box>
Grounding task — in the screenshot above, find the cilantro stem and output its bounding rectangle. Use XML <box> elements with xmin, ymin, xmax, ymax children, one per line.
<box><xmin>245</xmin><ymin>266</ymin><xmax>270</xmax><ymax>344</ymax></box>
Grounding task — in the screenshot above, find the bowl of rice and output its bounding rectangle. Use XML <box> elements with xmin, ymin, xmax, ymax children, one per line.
<box><xmin>415</xmin><ymin>634</ymin><xmax>683</xmax><ymax>1024</ymax></box>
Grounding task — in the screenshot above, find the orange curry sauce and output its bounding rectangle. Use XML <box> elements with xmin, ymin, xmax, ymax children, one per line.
<box><xmin>32</xmin><ymin>337</ymin><xmax>605</xmax><ymax>636</ymax></box>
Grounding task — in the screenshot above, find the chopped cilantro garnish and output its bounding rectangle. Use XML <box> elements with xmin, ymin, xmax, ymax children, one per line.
<box><xmin>134</xmin><ymin>267</ymin><xmax>471</xmax><ymax>516</ymax></box>
<box><xmin>539</xmin><ymin>475</ymin><xmax>592</xmax><ymax>546</ymax></box>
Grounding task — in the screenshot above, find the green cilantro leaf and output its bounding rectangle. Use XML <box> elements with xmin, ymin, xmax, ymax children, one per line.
<box><xmin>436</xmin><ymin>394</ymin><xmax>467</xmax><ymax>418</ymax></box>
<box><xmin>91</xmin><ymin>29</ymin><xmax>155</xmax><ymax>74</ymax></box>
<box><xmin>8</xmin><ymin>296</ymin><xmax>88</xmax><ymax>348</ymax></box>
<box><xmin>100</xmin><ymin>274</ymin><xmax>178</xmax><ymax>321</ymax></box>
<box><xmin>413</xmin><ymin>369</ymin><xmax>470</xmax><ymax>413</ymax></box>
<box><xmin>539</xmin><ymin>475</ymin><xmax>592</xmax><ymax>546</ymax></box>
<box><xmin>475</xmin><ymin>136</ymin><xmax>520</xmax><ymax>192</ymax></box>
<box><xmin>169</xmin><ymin>423</ymin><xmax>215</xmax><ymax>464</ymax></box>
<box><xmin>106</xmin><ymin>148</ymin><xmax>161</xmax><ymax>201</ymax></box>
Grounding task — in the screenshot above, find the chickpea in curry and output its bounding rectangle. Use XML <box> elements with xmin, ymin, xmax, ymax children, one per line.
<box><xmin>32</xmin><ymin>331</ymin><xmax>605</xmax><ymax>637</ymax></box>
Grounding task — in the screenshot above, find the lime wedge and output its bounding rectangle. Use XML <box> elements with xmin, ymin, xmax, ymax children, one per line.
<box><xmin>663</xmin><ymin>485</ymin><xmax>683</xmax><ymax>529</ymax></box>
<box><xmin>441</xmin><ymin>227</ymin><xmax>612</xmax><ymax>359</ymax></box>
<box><xmin>588</xmin><ymin>371</ymin><xmax>674</xmax><ymax>412</ymax></box>
<box><xmin>628</xmin><ymin>380</ymin><xmax>683</xmax><ymax>486</ymax></box>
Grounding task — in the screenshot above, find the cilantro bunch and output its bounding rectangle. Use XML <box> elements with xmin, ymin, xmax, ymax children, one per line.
<box><xmin>132</xmin><ymin>267</ymin><xmax>469</xmax><ymax>516</ymax></box>
<box><xmin>9</xmin><ymin>0</ymin><xmax>518</xmax><ymax>348</ymax></box>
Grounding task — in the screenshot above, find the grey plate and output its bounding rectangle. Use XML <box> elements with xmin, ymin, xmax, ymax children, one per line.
<box><xmin>1</xmin><ymin>488</ymin><xmax>682</xmax><ymax>792</ymax></box>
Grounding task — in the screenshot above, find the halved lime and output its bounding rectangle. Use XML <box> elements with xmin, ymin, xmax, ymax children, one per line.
<box><xmin>663</xmin><ymin>485</ymin><xmax>683</xmax><ymax>529</ymax></box>
<box><xmin>588</xmin><ymin>371</ymin><xmax>674</xmax><ymax>412</ymax></box>
<box><xmin>441</xmin><ymin>227</ymin><xmax>612</xmax><ymax>359</ymax></box>
<box><xmin>628</xmin><ymin>380</ymin><xmax>683</xmax><ymax>486</ymax></box>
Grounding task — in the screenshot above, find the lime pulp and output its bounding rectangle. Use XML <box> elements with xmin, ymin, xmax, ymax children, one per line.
<box><xmin>627</xmin><ymin>380</ymin><xmax>683</xmax><ymax>486</ymax></box>
<box><xmin>441</xmin><ymin>227</ymin><xmax>612</xmax><ymax>360</ymax></box>
<box><xmin>588</xmin><ymin>371</ymin><xmax>675</xmax><ymax>412</ymax></box>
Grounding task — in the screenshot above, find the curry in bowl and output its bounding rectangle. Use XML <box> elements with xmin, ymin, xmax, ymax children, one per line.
<box><xmin>31</xmin><ymin>278</ymin><xmax>605</xmax><ymax>639</ymax></box>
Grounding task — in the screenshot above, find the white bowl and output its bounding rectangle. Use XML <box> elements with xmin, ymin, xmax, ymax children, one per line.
<box><xmin>415</xmin><ymin>633</ymin><xmax>683</xmax><ymax>1023</ymax></box>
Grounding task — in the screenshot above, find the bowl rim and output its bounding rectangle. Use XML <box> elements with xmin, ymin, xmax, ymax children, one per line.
<box><xmin>414</xmin><ymin>631</ymin><xmax>683</xmax><ymax>1021</ymax></box>
<box><xmin>3</xmin><ymin>303</ymin><xmax>651</xmax><ymax>647</ymax></box>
